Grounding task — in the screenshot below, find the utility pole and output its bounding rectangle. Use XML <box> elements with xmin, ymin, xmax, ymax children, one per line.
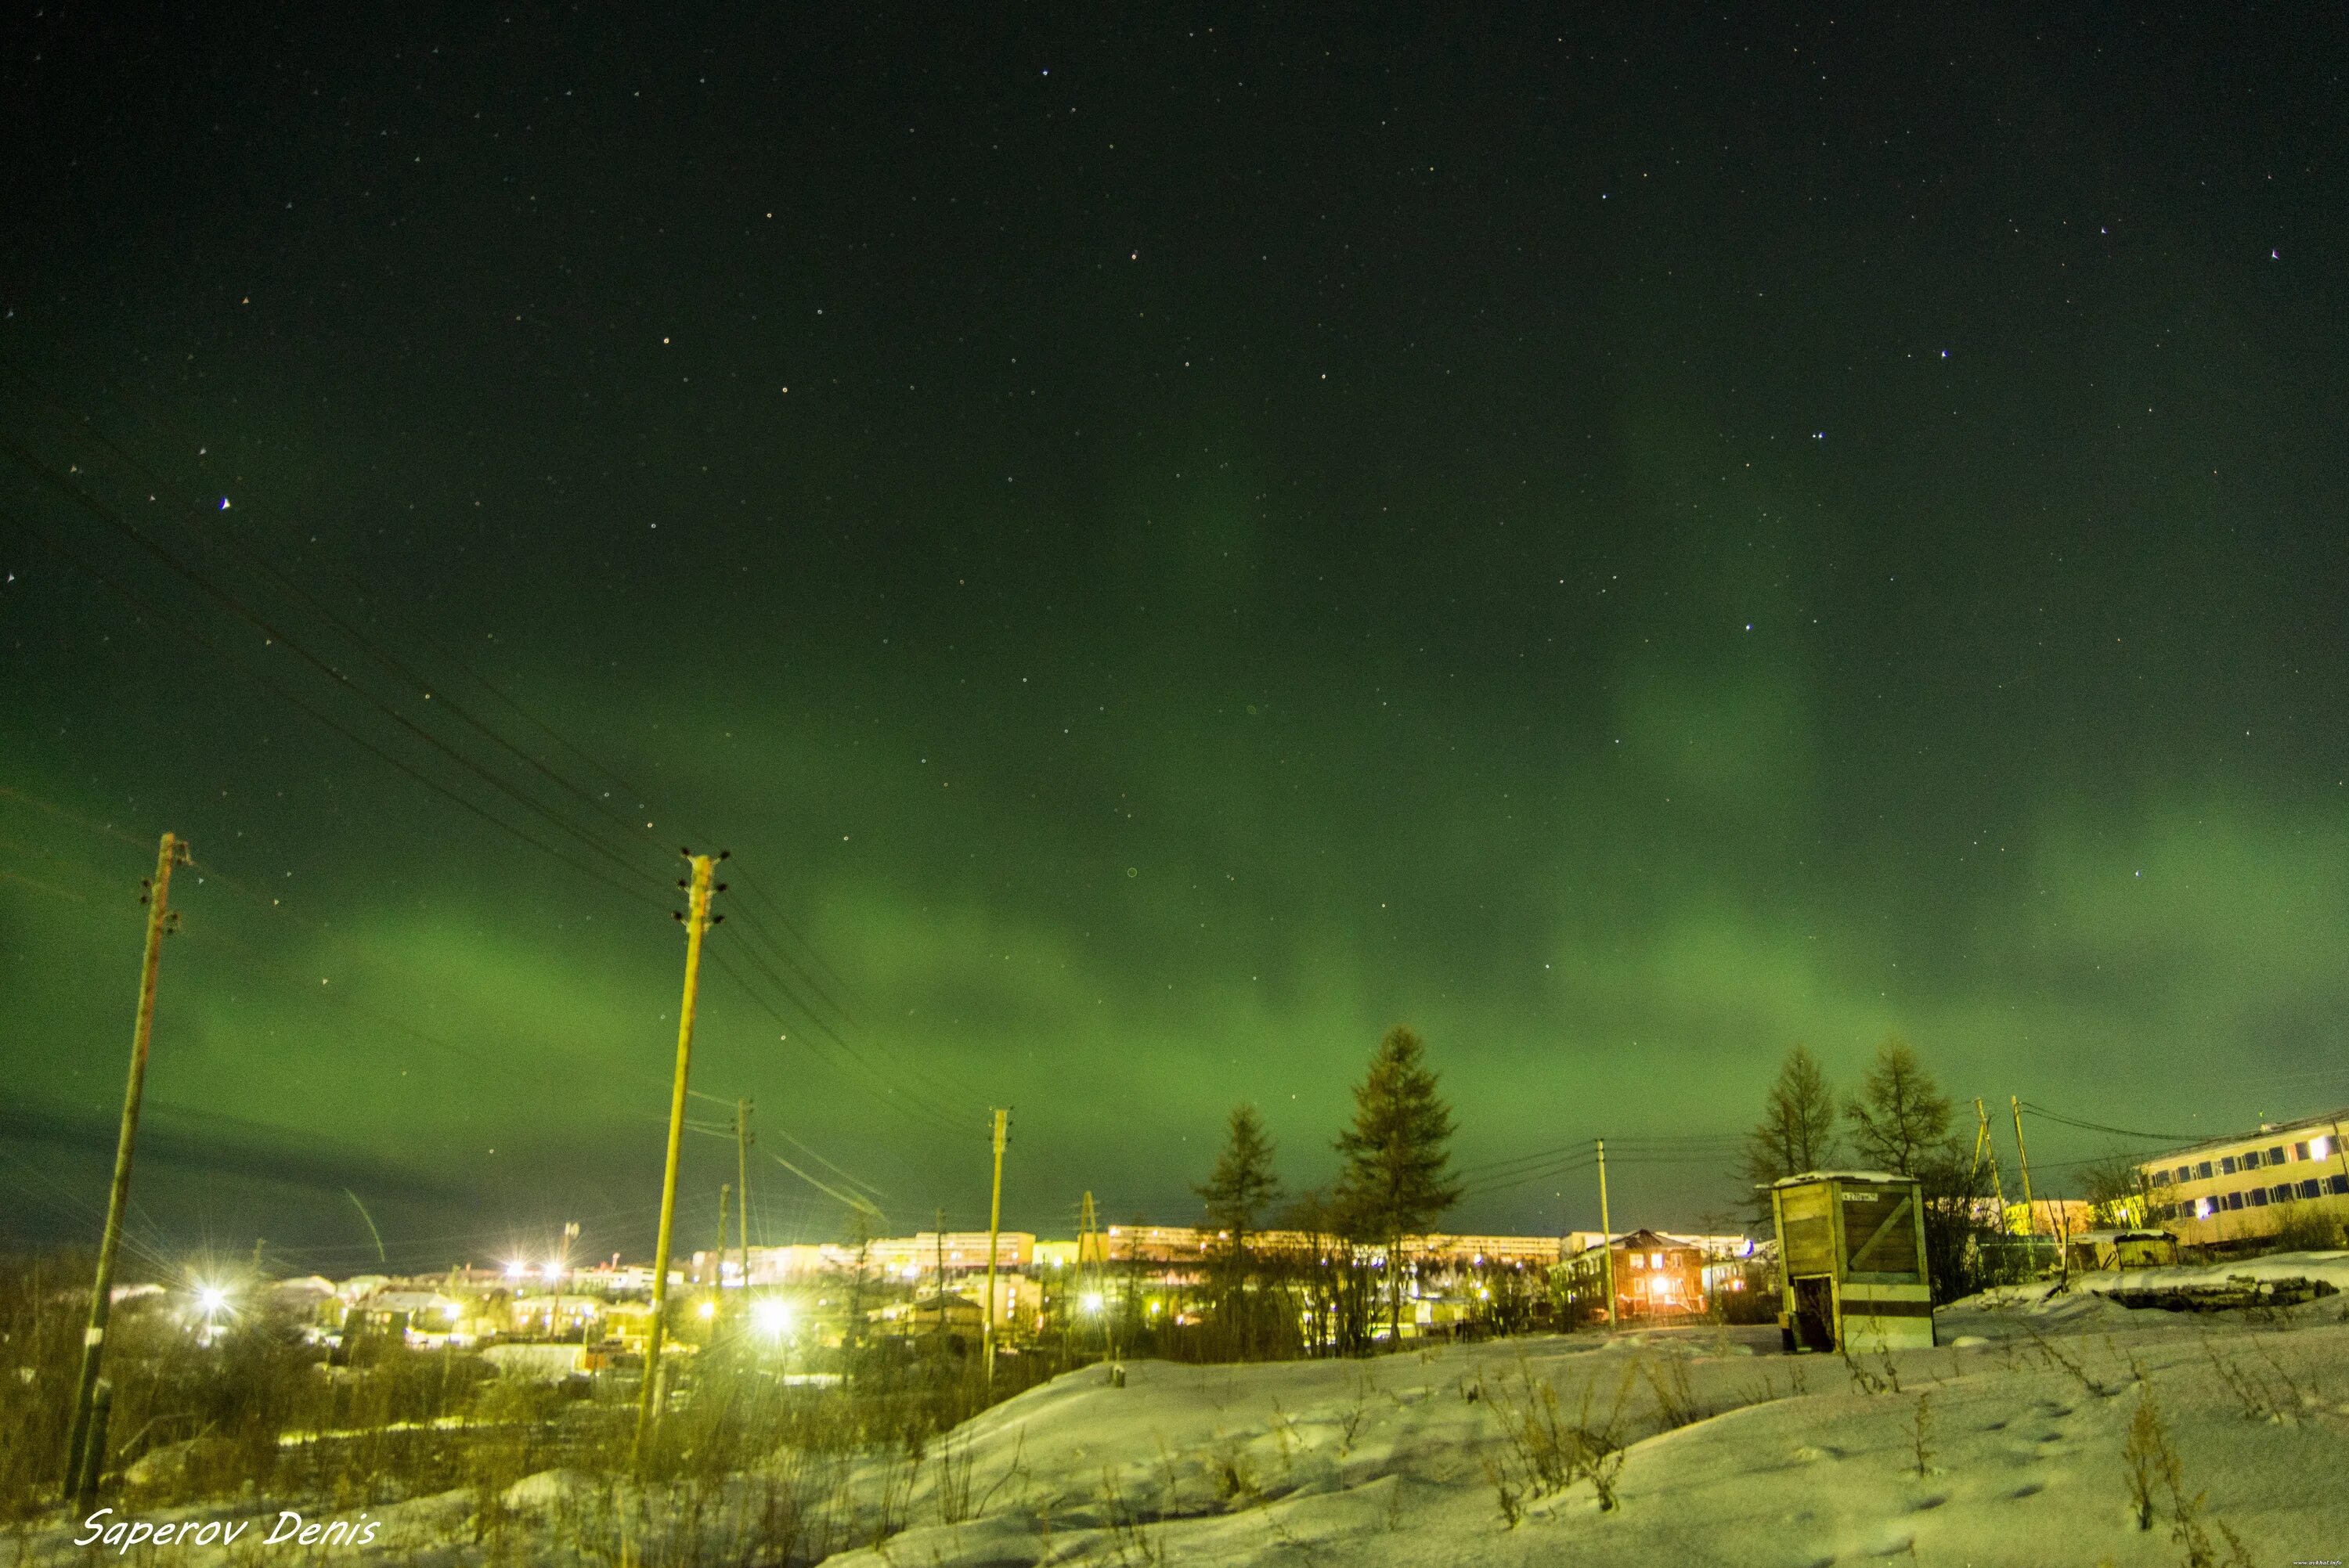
<box><xmin>1077</xmin><ymin>1189</ymin><xmax>1101</xmax><ymax>1352</ymax></box>
<box><xmin>2010</xmin><ymin>1096</ymin><xmax>2048</xmax><ymax>1277</ymax></box>
<box><xmin>62</xmin><ymin>831</ymin><xmax>188</xmax><ymax>1505</ymax></box>
<box><xmin>711</xmin><ymin>1184</ymin><xmax>732</xmax><ymax>1289</ymax></box>
<box><xmin>1596</xmin><ymin>1137</ymin><xmax>1617</xmax><ymax>1332</ymax></box>
<box><xmin>735</xmin><ymin>1098</ymin><xmax>754</xmax><ymax>1291</ymax></box>
<box><xmin>982</xmin><ymin>1107</ymin><xmax>1009</xmax><ymax>1389</ymax></box>
<box><xmin>634</xmin><ymin>851</ymin><xmax>720</xmax><ymax>1464</ymax></box>
<box><xmin>1971</xmin><ymin>1099</ymin><xmax>2010</xmax><ymax>1214</ymax></box>
<box><xmin>933</xmin><ymin>1207</ymin><xmax>947</xmax><ymax>1339</ymax></box>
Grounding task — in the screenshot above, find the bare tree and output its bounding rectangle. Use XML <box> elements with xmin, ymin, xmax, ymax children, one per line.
<box><xmin>1843</xmin><ymin>1036</ymin><xmax>1953</xmax><ymax>1177</ymax></box>
<box><xmin>1196</xmin><ymin>1103</ymin><xmax>1282</xmax><ymax>1261</ymax></box>
<box><xmin>1739</xmin><ymin>1044</ymin><xmax>1841</xmax><ymax>1219</ymax></box>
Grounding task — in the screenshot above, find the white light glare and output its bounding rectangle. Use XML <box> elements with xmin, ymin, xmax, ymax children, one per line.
<box><xmin>752</xmin><ymin>1298</ymin><xmax>792</xmax><ymax>1338</ymax></box>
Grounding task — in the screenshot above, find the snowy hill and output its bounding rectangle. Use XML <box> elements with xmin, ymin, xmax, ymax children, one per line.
<box><xmin>833</xmin><ymin>1263</ymin><xmax>2349</xmax><ymax>1568</ymax></box>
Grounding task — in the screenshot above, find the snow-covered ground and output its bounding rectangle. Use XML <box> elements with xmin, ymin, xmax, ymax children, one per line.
<box><xmin>19</xmin><ymin>1253</ymin><xmax>2349</xmax><ymax>1565</ymax></box>
<box><xmin>832</xmin><ymin>1266</ymin><xmax>2349</xmax><ymax>1568</ymax></box>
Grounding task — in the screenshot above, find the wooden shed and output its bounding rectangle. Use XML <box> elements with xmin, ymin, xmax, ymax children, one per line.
<box><xmin>1770</xmin><ymin>1171</ymin><xmax>1934</xmax><ymax>1353</ymax></box>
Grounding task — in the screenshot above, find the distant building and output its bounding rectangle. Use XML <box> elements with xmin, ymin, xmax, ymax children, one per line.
<box><xmin>869</xmin><ymin>1292</ymin><xmax>985</xmax><ymax>1342</ymax></box>
<box><xmin>2141</xmin><ymin>1110</ymin><xmax>2349</xmax><ymax>1248</ymax></box>
<box><xmin>1100</xmin><ymin>1224</ymin><xmax>1214</xmax><ymax>1263</ymax></box>
<box><xmin>345</xmin><ymin>1289</ymin><xmax>471</xmax><ymax>1346</ymax></box>
<box><xmin>868</xmin><ymin>1231</ymin><xmax>1036</xmax><ymax>1275</ymax></box>
<box><xmin>1553</xmin><ymin>1230</ymin><xmax>1713</xmax><ymax>1323</ymax></box>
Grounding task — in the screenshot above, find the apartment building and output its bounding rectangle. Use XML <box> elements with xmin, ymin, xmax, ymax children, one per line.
<box><xmin>2141</xmin><ymin>1108</ymin><xmax>2349</xmax><ymax>1247</ymax></box>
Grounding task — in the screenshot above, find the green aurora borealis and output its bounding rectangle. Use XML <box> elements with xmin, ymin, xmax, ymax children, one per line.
<box><xmin>3</xmin><ymin>9</ymin><xmax>2347</xmax><ymax>1270</ymax></box>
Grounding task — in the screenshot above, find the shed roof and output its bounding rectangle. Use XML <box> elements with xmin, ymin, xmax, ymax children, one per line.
<box><xmin>1772</xmin><ymin>1170</ymin><xmax>1911</xmax><ymax>1188</ymax></box>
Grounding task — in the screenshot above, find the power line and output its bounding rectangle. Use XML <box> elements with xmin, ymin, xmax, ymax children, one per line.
<box><xmin>2</xmin><ymin>440</ymin><xmax>677</xmax><ymax>899</ymax></box>
<box><xmin>705</xmin><ymin>947</ymin><xmax>965</xmax><ymax>1137</ymax></box>
<box><xmin>2</xmin><ymin>505</ymin><xmax>677</xmax><ymax>912</ymax></box>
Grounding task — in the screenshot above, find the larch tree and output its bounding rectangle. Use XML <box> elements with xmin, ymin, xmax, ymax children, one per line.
<box><xmin>1843</xmin><ymin>1035</ymin><xmax>1955</xmax><ymax>1177</ymax></box>
<box><xmin>1334</xmin><ymin>1025</ymin><xmax>1463</xmax><ymax>1345</ymax></box>
<box><xmin>1739</xmin><ymin>1044</ymin><xmax>1842</xmax><ymax>1219</ymax></box>
<box><xmin>1197</xmin><ymin>1102</ymin><xmax>1282</xmax><ymax>1261</ymax></box>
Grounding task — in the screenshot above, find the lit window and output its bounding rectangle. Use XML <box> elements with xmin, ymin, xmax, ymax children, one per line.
<box><xmin>2316</xmin><ymin>1137</ymin><xmax>2336</xmax><ymax>1159</ymax></box>
<box><xmin>1651</xmin><ymin>1253</ymin><xmax>1664</xmax><ymax>1268</ymax></box>
<box><xmin>2194</xmin><ymin>1199</ymin><xmax>2214</xmax><ymax>1219</ymax></box>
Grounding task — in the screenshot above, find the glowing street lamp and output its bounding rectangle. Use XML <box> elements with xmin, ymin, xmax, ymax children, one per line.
<box><xmin>751</xmin><ymin>1298</ymin><xmax>792</xmax><ymax>1339</ymax></box>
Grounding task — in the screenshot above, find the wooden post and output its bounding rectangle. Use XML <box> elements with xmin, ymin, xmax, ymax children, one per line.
<box><xmin>61</xmin><ymin>831</ymin><xmax>185</xmax><ymax>1501</ymax></box>
<box><xmin>635</xmin><ymin>852</ymin><xmax>717</xmax><ymax>1463</ymax></box>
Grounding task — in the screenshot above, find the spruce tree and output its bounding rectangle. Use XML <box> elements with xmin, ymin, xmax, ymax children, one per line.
<box><xmin>1334</xmin><ymin>1025</ymin><xmax>1462</xmax><ymax>1344</ymax></box>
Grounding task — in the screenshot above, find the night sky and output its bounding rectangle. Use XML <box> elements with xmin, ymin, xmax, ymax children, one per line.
<box><xmin>5</xmin><ymin>9</ymin><xmax>2347</xmax><ymax>1274</ymax></box>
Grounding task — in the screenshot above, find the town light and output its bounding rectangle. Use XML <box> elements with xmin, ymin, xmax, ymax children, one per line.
<box><xmin>1079</xmin><ymin>1291</ymin><xmax>1105</xmax><ymax>1314</ymax></box>
<box><xmin>698</xmin><ymin>1299</ymin><xmax>717</xmax><ymax>1320</ymax></box>
<box><xmin>196</xmin><ymin>1285</ymin><xmax>229</xmax><ymax>1314</ymax></box>
<box><xmin>752</xmin><ymin>1298</ymin><xmax>792</xmax><ymax>1338</ymax></box>
<box><xmin>503</xmin><ymin>1260</ymin><xmax>528</xmax><ymax>1281</ymax></box>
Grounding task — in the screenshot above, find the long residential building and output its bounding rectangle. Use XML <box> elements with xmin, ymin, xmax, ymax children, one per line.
<box><xmin>2140</xmin><ymin>1108</ymin><xmax>2349</xmax><ymax>1247</ymax></box>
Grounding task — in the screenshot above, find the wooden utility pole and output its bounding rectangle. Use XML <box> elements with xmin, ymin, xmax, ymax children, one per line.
<box><xmin>735</xmin><ymin>1098</ymin><xmax>754</xmax><ymax>1289</ymax></box>
<box><xmin>933</xmin><ymin>1207</ymin><xmax>947</xmax><ymax>1338</ymax></box>
<box><xmin>1971</xmin><ymin>1098</ymin><xmax>2010</xmax><ymax>1214</ymax></box>
<box><xmin>2010</xmin><ymin>1096</ymin><xmax>2048</xmax><ymax>1276</ymax></box>
<box><xmin>1077</xmin><ymin>1189</ymin><xmax>1101</xmax><ymax>1346</ymax></box>
<box><xmin>711</xmin><ymin>1184</ymin><xmax>732</xmax><ymax>1288</ymax></box>
<box><xmin>61</xmin><ymin>831</ymin><xmax>187</xmax><ymax>1505</ymax></box>
<box><xmin>982</xmin><ymin>1107</ymin><xmax>1009</xmax><ymax>1388</ymax></box>
<box><xmin>634</xmin><ymin>852</ymin><xmax>719</xmax><ymax>1463</ymax></box>
<box><xmin>1595</xmin><ymin>1137</ymin><xmax>1617</xmax><ymax>1332</ymax></box>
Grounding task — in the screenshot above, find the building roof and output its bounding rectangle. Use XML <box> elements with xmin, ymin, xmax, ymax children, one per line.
<box><xmin>2138</xmin><ymin>1108</ymin><xmax>2349</xmax><ymax>1162</ymax></box>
